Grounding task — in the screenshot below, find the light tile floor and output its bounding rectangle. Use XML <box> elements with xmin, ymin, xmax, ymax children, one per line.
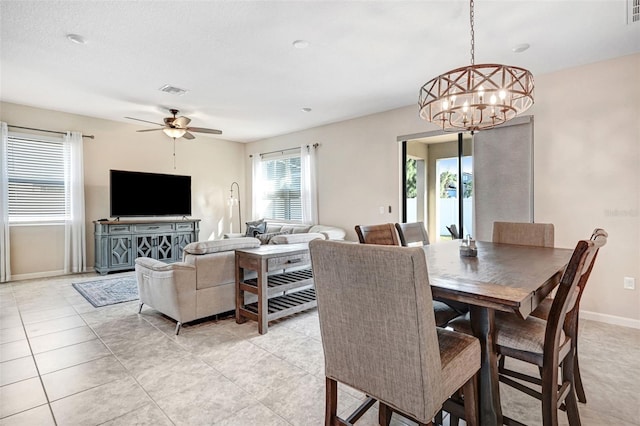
<box><xmin>0</xmin><ymin>272</ymin><xmax>639</xmax><ymax>425</ymax></box>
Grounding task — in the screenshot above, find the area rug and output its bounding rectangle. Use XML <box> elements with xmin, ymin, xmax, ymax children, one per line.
<box><xmin>72</xmin><ymin>276</ymin><xmax>138</xmax><ymax>308</ymax></box>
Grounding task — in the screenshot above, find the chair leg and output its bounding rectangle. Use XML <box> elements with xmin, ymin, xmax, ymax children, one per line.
<box><xmin>379</xmin><ymin>402</ymin><xmax>393</xmax><ymax>426</ymax></box>
<box><xmin>541</xmin><ymin>362</ymin><xmax>559</xmax><ymax>426</ymax></box>
<box><xmin>434</xmin><ymin>410</ymin><xmax>443</xmax><ymax>426</ymax></box>
<box><xmin>326</xmin><ymin>378</ymin><xmax>338</xmax><ymax>426</ymax></box>
<box><xmin>563</xmin><ymin>352</ymin><xmax>582</xmax><ymax>426</ymax></box>
<box><xmin>574</xmin><ymin>352</ymin><xmax>587</xmax><ymax>404</ymax></box>
<box><xmin>174</xmin><ymin>322</ymin><xmax>182</xmax><ymax>335</ymax></box>
<box><xmin>138</xmin><ymin>302</ymin><xmax>143</xmax><ymax>313</ymax></box>
<box><xmin>462</xmin><ymin>374</ymin><xmax>479</xmax><ymax>426</ymax></box>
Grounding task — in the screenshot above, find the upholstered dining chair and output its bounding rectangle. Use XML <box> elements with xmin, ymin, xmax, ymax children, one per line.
<box><xmin>529</xmin><ymin>228</ymin><xmax>607</xmax><ymax>404</ymax></box>
<box><xmin>450</xmin><ymin>232</ymin><xmax>607</xmax><ymax>426</ymax></box>
<box><xmin>395</xmin><ymin>222</ymin><xmax>430</xmax><ymax>246</ymax></box>
<box><xmin>355</xmin><ymin>223</ymin><xmax>400</xmax><ymax>245</ymax></box>
<box><xmin>357</xmin><ymin>222</ymin><xmax>459</xmax><ymax>327</ymax></box>
<box><xmin>309</xmin><ymin>240</ymin><xmax>480</xmax><ymax>426</ymax></box>
<box><xmin>492</xmin><ymin>221</ymin><xmax>554</xmax><ymax>247</ymax></box>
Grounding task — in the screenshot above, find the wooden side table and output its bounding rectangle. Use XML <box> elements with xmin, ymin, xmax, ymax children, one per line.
<box><xmin>235</xmin><ymin>243</ymin><xmax>316</xmax><ymax>334</ymax></box>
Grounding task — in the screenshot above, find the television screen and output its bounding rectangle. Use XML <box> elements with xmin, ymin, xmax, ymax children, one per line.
<box><xmin>110</xmin><ymin>170</ymin><xmax>191</xmax><ymax>217</ymax></box>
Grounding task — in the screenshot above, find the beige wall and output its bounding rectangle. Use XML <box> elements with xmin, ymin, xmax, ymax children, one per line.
<box><xmin>531</xmin><ymin>53</ymin><xmax>640</xmax><ymax>322</ymax></box>
<box><xmin>1</xmin><ymin>102</ymin><xmax>245</xmax><ymax>278</ymax></box>
<box><xmin>248</xmin><ymin>53</ymin><xmax>640</xmax><ymax>322</ymax></box>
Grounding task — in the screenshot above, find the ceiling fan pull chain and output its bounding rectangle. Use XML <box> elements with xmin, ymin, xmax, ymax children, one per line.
<box><xmin>173</xmin><ymin>138</ymin><xmax>176</xmax><ymax>170</ymax></box>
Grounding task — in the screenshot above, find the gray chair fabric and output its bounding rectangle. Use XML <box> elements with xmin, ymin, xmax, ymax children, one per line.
<box><xmin>492</xmin><ymin>222</ymin><xmax>554</xmax><ymax>248</ymax></box>
<box><xmin>309</xmin><ymin>240</ymin><xmax>480</xmax><ymax>424</ymax></box>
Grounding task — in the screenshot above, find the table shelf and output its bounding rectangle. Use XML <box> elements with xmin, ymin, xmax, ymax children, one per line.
<box><xmin>242</xmin><ymin>288</ymin><xmax>317</xmax><ymax>322</ymax></box>
<box><xmin>241</xmin><ymin>269</ymin><xmax>313</xmax><ymax>296</ymax></box>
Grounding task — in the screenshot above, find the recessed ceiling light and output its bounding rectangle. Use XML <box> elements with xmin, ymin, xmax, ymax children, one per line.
<box><xmin>512</xmin><ymin>43</ymin><xmax>530</xmax><ymax>53</ymax></box>
<box><xmin>292</xmin><ymin>40</ymin><xmax>310</xmax><ymax>49</ymax></box>
<box><xmin>301</xmin><ymin>107</ymin><xmax>312</xmax><ymax>113</ymax></box>
<box><xmin>66</xmin><ymin>34</ymin><xmax>86</xmax><ymax>45</ymax></box>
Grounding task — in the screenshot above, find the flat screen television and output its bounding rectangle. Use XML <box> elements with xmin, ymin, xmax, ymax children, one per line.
<box><xmin>110</xmin><ymin>170</ymin><xmax>191</xmax><ymax>217</ymax></box>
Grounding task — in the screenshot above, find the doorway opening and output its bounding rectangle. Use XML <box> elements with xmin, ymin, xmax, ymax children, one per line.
<box><xmin>402</xmin><ymin>133</ymin><xmax>473</xmax><ymax>242</ymax></box>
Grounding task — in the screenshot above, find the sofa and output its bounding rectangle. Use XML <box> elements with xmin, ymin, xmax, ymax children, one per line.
<box><xmin>135</xmin><ymin>237</ymin><xmax>260</xmax><ymax>334</ymax></box>
<box><xmin>224</xmin><ymin>219</ymin><xmax>346</xmax><ymax>244</ymax></box>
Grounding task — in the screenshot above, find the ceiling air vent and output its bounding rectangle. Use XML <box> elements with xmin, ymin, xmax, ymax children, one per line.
<box><xmin>159</xmin><ymin>84</ymin><xmax>188</xmax><ymax>95</ymax></box>
<box><xmin>629</xmin><ymin>0</ymin><xmax>640</xmax><ymax>24</ymax></box>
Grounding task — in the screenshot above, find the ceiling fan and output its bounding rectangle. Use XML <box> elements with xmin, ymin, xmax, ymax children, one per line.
<box><xmin>125</xmin><ymin>109</ymin><xmax>222</xmax><ymax>140</ymax></box>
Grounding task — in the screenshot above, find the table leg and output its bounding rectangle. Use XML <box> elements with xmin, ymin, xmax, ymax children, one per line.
<box><xmin>257</xmin><ymin>263</ymin><xmax>268</xmax><ymax>334</ymax></box>
<box><xmin>235</xmin><ymin>255</ymin><xmax>246</xmax><ymax>324</ymax></box>
<box><xmin>469</xmin><ymin>305</ymin><xmax>502</xmax><ymax>426</ymax></box>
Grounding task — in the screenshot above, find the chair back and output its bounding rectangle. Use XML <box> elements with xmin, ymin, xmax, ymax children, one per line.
<box><xmin>309</xmin><ymin>240</ymin><xmax>443</xmax><ymax>420</ymax></box>
<box><xmin>492</xmin><ymin>222</ymin><xmax>554</xmax><ymax>247</ymax></box>
<box><xmin>446</xmin><ymin>224</ymin><xmax>459</xmax><ymax>239</ymax></box>
<box><xmin>355</xmin><ymin>223</ymin><xmax>400</xmax><ymax>245</ymax></box>
<box><xmin>395</xmin><ymin>222</ymin><xmax>430</xmax><ymax>247</ymax></box>
<box><xmin>544</xmin><ymin>232</ymin><xmax>607</xmax><ymax>357</ymax></box>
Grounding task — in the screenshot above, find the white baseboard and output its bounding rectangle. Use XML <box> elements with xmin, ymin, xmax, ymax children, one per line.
<box><xmin>580</xmin><ymin>310</ymin><xmax>640</xmax><ymax>329</ymax></box>
<box><xmin>9</xmin><ymin>267</ymin><xmax>95</xmax><ymax>283</ymax></box>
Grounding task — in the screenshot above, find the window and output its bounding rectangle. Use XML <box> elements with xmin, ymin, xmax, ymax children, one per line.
<box><xmin>259</xmin><ymin>154</ymin><xmax>302</xmax><ymax>221</ymax></box>
<box><xmin>6</xmin><ymin>133</ymin><xmax>67</xmax><ymax>223</ymax></box>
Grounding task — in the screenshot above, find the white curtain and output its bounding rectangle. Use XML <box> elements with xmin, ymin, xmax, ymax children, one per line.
<box><xmin>300</xmin><ymin>144</ymin><xmax>318</xmax><ymax>224</ymax></box>
<box><xmin>251</xmin><ymin>155</ymin><xmax>264</xmax><ymax>220</ymax></box>
<box><xmin>0</xmin><ymin>123</ymin><xmax>10</xmax><ymax>282</ymax></box>
<box><xmin>63</xmin><ymin>131</ymin><xmax>86</xmax><ymax>273</ymax></box>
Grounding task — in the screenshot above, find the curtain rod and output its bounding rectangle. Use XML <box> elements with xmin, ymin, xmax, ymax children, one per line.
<box><xmin>8</xmin><ymin>125</ymin><xmax>95</xmax><ymax>139</ymax></box>
<box><xmin>250</xmin><ymin>143</ymin><xmax>318</xmax><ymax>158</ymax></box>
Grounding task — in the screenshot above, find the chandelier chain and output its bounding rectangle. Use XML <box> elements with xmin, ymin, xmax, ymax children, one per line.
<box><xmin>470</xmin><ymin>0</ymin><xmax>475</xmax><ymax>66</ymax></box>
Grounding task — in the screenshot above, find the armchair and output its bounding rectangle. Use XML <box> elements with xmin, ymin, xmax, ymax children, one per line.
<box><xmin>135</xmin><ymin>237</ymin><xmax>260</xmax><ymax>334</ymax></box>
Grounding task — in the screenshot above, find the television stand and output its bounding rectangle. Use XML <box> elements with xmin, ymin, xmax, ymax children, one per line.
<box><xmin>94</xmin><ymin>218</ymin><xmax>200</xmax><ymax>275</ymax></box>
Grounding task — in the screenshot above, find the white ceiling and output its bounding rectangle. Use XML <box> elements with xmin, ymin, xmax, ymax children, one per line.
<box><xmin>1</xmin><ymin>1</ymin><xmax>638</xmax><ymax>142</ymax></box>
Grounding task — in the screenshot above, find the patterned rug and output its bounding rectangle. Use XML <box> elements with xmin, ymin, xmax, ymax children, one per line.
<box><xmin>72</xmin><ymin>276</ymin><xmax>138</xmax><ymax>308</ymax></box>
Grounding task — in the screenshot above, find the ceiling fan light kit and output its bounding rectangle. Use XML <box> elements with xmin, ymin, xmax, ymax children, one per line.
<box><xmin>126</xmin><ymin>108</ymin><xmax>222</xmax><ymax>141</ymax></box>
<box><xmin>419</xmin><ymin>0</ymin><xmax>534</xmax><ymax>132</ymax></box>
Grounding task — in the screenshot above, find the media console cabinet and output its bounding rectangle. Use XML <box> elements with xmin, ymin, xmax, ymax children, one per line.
<box><xmin>94</xmin><ymin>219</ymin><xmax>200</xmax><ymax>275</ymax></box>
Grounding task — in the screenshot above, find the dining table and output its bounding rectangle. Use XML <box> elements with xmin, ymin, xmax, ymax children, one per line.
<box><xmin>422</xmin><ymin>240</ymin><xmax>574</xmax><ymax>426</ymax></box>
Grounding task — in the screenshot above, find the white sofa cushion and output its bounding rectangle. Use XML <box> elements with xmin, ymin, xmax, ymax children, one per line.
<box><xmin>270</xmin><ymin>232</ymin><xmax>326</xmax><ymax>245</ymax></box>
<box><xmin>135</xmin><ymin>257</ymin><xmax>195</xmax><ymax>271</ymax></box>
<box><xmin>183</xmin><ymin>237</ymin><xmax>260</xmax><ymax>255</ymax></box>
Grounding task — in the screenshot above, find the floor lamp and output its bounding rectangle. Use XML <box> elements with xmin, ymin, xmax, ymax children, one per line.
<box><xmin>229</xmin><ymin>182</ymin><xmax>242</xmax><ymax>233</ymax></box>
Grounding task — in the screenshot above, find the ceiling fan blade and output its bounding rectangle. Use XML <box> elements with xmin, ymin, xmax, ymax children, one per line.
<box><xmin>182</xmin><ymin>131</ymin><xmax>195</xmax><ymax>140</ymax></box>
<box><xmin>187</xmin><ymin>127</ymin><xmax>222</xmax><ymax>135</ymax></box>
<box><xmin>136</xmin><ymin>128</ymin><xmax>165</xmax><ymax>132</ymax></box>
<box><xmin>125</xmin><ymin>117</ymin><xmax>164</xmax><ymax>126</ymax></box>
<box><xmin>173</xmin><ymin>116</ymin><xmax>191</xmax><ymax>128</ymax></box>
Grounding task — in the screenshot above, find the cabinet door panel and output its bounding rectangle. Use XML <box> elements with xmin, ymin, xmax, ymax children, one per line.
<box><xmin>156</xmin><ymin>234</ymin><xmax>174</xmax><ymax>261</ymax></box>
<box><xmin>135</xmin><ymin>235</ymin><xmax>155</xmax><ymax>258</ymax></box>
<box><xmin>109</xmin><ymin>236</ymin><xmax>132</xmax><ymax>268</ymax></box>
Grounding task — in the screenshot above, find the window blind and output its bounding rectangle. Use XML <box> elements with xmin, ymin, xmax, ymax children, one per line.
<box><xmin>7</xmin><ymin>134</ymin><xmax>67</xmax><ymax>222</ymax></box>
<box><xmin>260</xmin><ymin>154</ymin><xmax>302</xmax><ymax>221</ymax></box>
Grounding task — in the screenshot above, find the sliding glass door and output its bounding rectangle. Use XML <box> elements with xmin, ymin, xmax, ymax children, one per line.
<box><xmin>402</xmin><ymin>133</ymin><xmax>472</xmax><ymax>242</ymax></box>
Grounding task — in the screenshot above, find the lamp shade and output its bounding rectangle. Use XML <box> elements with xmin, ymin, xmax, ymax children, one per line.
<box><xmin>163</xmin><ymin>127</ymin><xmax>187</xmax><ymax>139</ymax></box>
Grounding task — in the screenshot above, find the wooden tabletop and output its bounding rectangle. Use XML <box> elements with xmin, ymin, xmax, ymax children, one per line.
<box><xmin>424</xmin><ymin>240</ymin><xmax>573</xmax><ymax>318</ymax></box>
<box><xmin>234</xmin><ymin>243</ymin><xmax>310</xmax><ymax>258</ymax></box>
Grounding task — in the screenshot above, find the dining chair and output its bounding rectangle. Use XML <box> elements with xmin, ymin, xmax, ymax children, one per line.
<box><xmin>355</xmin><ymin>223</ymin><xmax>400</xmax><ymax>245</ymax></box>
<box><xmin>528</xmin><ymin>228</ymin><xmax>607</xmax><ymax>404</ymax></box>
<box><xmin>446</xmin><ymin>224</ymin><xmax>459</xmax><ymax>239</ymax></box>
<box><xmin>492</xmin><ymin>221</ymin><xmax>554</xmax><ymax>247</ymax></box>
<box><xmin>395</xmin><ymin>221</ymin><xmax>430</xmax><ymax>246</ymax></box>
<box><xmin>309</xmin><ymin>240</ymin><xmax>480</xmax><ymax>426</ymax></box>
<box><xmin>450</xmin><ymin>232</ymin><xmax>607</xmax><ymax>426</ymax></box>
<box><xmin>357</xmin><ymin>222</ymin><xmax>459</xmax><ymax>327</ymax></box>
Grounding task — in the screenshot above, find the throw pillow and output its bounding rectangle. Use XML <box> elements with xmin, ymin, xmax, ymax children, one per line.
<box><xmin>256</xmin><ymin>230</ymin><xmax>291</xmax><ymax>245</ymax></box>
<box><xmin>245</xmin><ymin>219</ymin><xmax>267</xmax><ymax>237</ymax></box>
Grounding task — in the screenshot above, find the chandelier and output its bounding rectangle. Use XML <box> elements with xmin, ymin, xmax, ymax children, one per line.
<box><xmin>419</xmin><ymin>0</ymin><xmax>534</xmax><ymax>132</ymax></box>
